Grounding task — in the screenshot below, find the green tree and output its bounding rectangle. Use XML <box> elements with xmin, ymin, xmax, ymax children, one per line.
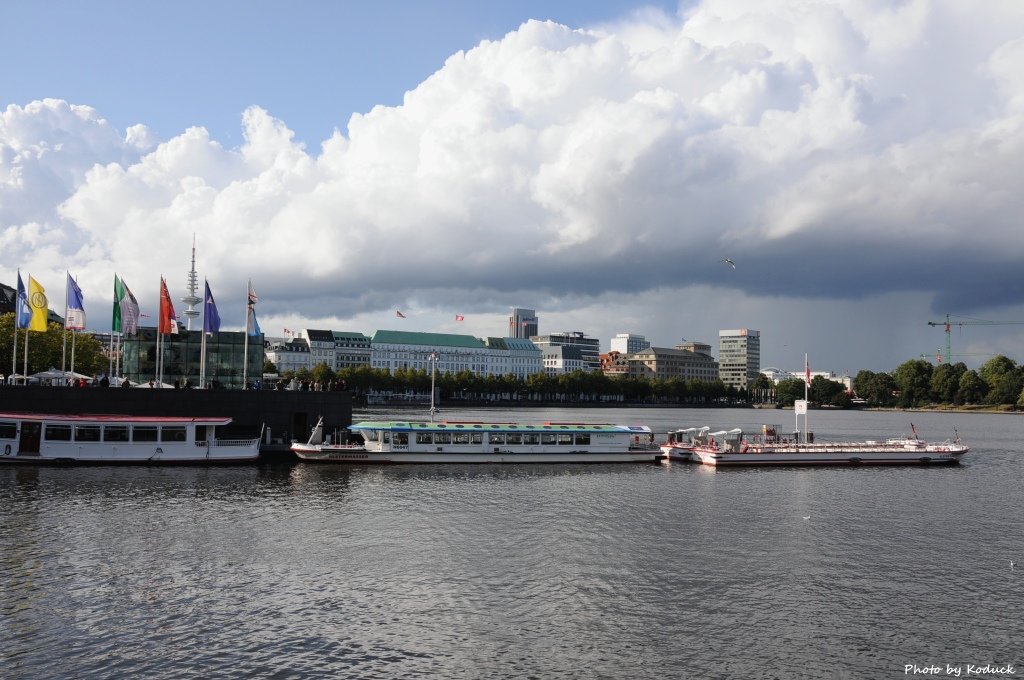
<box><xmin>930</xmin><ymin>362</ymin><xmax>966</xmax><ymax>404</ymax></box>
<box><xmin>978</xmin><ymin>355</ymin><xmax>1021</xmax><ymax>405</ymax></box>
<box><xmin>853</xmin><ymin>370</ymin><xmax>897</xmax><ymax>407</ymax></box>
<box><xmin>0</xmin><ymin>313</ymin><xmax>108</xmax><ymax>379</ymax></box>
<box><xmin>263</xmin><ymin>358</ymin><xmax>278</xmax><ymax>374</ymax></box>
<box><xmin>310</xmin><ymin>362</ymin><xmax>336</xmax><ymax>385</ymax></box>
<box><xmin>957</xmin><ymin>370</ymin><xmax>986</xmax><ymax>404</ymax></box>
<box><xmin>892</xmin><ymin>359</ymin><xmax>934</xmax><ymax>407</ymax></box>
<box><xmin>775</xmin><ymin>378</ymin><xmax>805</xmax><ymax>406</ymax></box>
<box><xmin>810</xmin><ymin>375</ymin><xmax>845</xmax><ymax>405</ymax></box>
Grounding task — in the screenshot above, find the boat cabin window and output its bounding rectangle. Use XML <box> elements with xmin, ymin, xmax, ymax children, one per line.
<box><xmin>524</xmin><ymin>433</ymin><xmax>540</xmax><ymax>445</ymax></box>
<box><xmin>104</xmin><ymin>426</ymin><xmax>130</xmax><ymax>442</ymax></box>
<box><xmin>574</xmin><ymin>434</ymin><xmax>591</xmax><ymax>445</ymax></box>
<box><xmin>435</xmin><ymin>432</ymin><xmax>452</xmax><ymax>444</ymax></box>
<box><xmin>382</xmin><ymin>431</ymin><xmax>390</xmax><ymax>443</ymax></box>
<box><xmin>45</xmin><ymin>424</ymin><xmax>72</xmax><ymax>441</ymax></box>
<box><xmin>133</xmin><ymin>426</ymin><xmax>158</xmax><ymax>442</ymax></box>
<box><xmin>507</xmin><ymin>433</ymin><xmax>523</xmax><ymax>445</ymax></box>
<box><xmin>74</xmin><ymin>425</ymin><xmax>101</xmax><ymax>442</ymax></box>
<box><xmin>557</xmin><ymin>433</ymin><xmax>573</xmax><ymax>445</ymax></box>
<box><xmin>489</xmin><ymin>433</ymin><xmax>506</xmax><ymax>444</ymax></box>
<box><xmin>393</xmin><ymin>433</ymin><xmax>408</xmax><ymax>445</ymax></box>
<box><xmin>541</xmin><ymin>433</ymin><xmax>557</xmax><ymax>445</ymax></box>
<box><xmin>161</xmin><ymin>427</ymin><xmax>187</xmax><ymax>442</ymax></box>
<box><xmin>452</xmin><ymin>432</ymin><xmax>471</xmax><ymax>445</ymax></box>
<box><xmin>0</xmin><ymin>422</ymin><xmax>16</xmax><ymax>439</ymax></box>
<box><xmin>416</xmin><ymin>432</ymin><xmax>433</xmax><ymax>444</ymax></box>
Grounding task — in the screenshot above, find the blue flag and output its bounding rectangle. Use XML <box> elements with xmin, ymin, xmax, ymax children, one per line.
<box><xmin>65</xmin><ymin>272</ymin><xmax>86</xmax><ymax>330</ymax></box>
<box><xmin>15</xmin><ymin>271</ymin><xmax>31</xmax><ymax>329</ymax></box>
<box><xmin>246</xmin><ymin>306</ymin><xmax>261</xmax><ymax>336</ymax></box>
<box><xmin>203</xmin><ymin>280</ymin><xmax>221</xmax><ymax>333</ymax></box>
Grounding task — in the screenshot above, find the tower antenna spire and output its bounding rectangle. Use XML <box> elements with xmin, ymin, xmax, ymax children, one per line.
<box><xmin>181</xmin><ymin>234</ymin><xmax>201</xmax><ymax>330</ymax></box>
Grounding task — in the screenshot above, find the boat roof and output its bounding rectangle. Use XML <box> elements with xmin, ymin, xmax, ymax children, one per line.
<box><xmin>350</xmin><ymin>420</ymin><xmax>651</xmax><ymax>433</ymax></box>
<box><xmin>0</xmin><ymin>412</ymin><xmax>232</xmax><ymax>425</ymax></box>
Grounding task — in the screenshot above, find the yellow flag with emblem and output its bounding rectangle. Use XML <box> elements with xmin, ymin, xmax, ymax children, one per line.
<box><xmin>28</xmin><ymin>276</ymin><xmax>48</xmax><ymax>331</ymax></box>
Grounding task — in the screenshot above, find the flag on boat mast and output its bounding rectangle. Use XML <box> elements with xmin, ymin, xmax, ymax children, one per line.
<box><xmin>455</xmin><ymin>314</ymin><xmax>464</xmax><ymax>322</ymax></box>
<box><xmin>396</xmin><ymin>310</ymin><xmax>406</xmax><ymax>319</ymax></box>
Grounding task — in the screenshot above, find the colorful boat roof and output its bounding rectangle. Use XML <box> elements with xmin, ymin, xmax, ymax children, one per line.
<box><xmin>350</xmin><ymin>421</ymin><xmax>651</xmax><ymax>433</ymax></box>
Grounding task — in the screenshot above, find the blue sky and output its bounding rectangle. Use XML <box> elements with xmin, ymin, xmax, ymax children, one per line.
<box><xmin>2</xmin><ymin>0</ymin><xmax>1024</xmax><ymax>374</ymax></box>
<box><xmin>2</xmin><ymin>1</ymin><xmax>680</xmax><ymax>146</ymax></box>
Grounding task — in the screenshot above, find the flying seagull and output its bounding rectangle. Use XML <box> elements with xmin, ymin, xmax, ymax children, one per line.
<box><xmin>802</xmin><ymin>515</ymin><xmax>811</xmax><ymax>520</ymax></box>
<box><xmin>722</xmin><ymin>258</ymin><xmax>736</xmax><ymax>269</ymax></box>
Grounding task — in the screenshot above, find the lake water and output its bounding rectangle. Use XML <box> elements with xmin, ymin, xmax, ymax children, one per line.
<box><xmin>1</xmin><ymin>407</ymin><xmax>1021</xmax><ymax>679</ymax></box>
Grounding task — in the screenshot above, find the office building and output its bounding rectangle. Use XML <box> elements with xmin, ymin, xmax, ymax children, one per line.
<box><xmin>718</xmin><ymin>329</ymin><xmax>761</xmax><ymax>390</ymax></box>
<box><xmin>531</xmin><ymin>332</ymin><xmax>601</xmax><ymax>370</ymax></box>
<box><xmin>610</xmin><ymin>333</ymin><xmax>650</xmax><ymax>354</ymax></box>
<box><xmin>509</xmin><ymin>307</ymin><xmax>538</xmax><ymax>339</ymax></box>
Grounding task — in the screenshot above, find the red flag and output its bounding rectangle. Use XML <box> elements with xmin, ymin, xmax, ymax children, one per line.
<box><xmin>396</xmin><ymin>310</ymin><xmax>406</xmax><ymax>318</ymax></box>
<box><xmin>805</xmin><ymin>356</ymin><xmax>810</xmax><ymax>384</ymax></box>
<box><xmin>455</xmin><ymin>314</ymin><xmax>464</xmax><ymax>322</ymax></box>
<box><xmin>158</xmin><ymin>277</ymin><xmax>176</xmax><ymax>335</ymax></box>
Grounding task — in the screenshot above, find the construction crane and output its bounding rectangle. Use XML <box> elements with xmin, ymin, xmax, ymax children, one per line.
<box><xmin>919</xmin><ymin>352</ymin><xmax>992</xmax><ymax>365</ymax></box>
<box><xmin>927</xmin><ymin>314</ymin><xmax>1024</xmax><ymax>362</ymax></box>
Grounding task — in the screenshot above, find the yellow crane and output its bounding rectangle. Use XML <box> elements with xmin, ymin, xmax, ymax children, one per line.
<box><xmin>926</xmin><ymin>314</ymin><xmax>1024</xmax><ymax>363</ymax></box>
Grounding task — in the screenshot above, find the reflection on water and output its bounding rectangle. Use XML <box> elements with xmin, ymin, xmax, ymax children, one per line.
<box><xmin>1</xmin><ymin>408</ymin><xmax>1021</xmax><ymax>679</ymax></box>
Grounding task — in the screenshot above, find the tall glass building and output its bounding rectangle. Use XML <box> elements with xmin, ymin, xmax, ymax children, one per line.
<box><xmin>123</xmin><ymin>328</ymin><xmax>264</xmax><ymax>388</ymax></box>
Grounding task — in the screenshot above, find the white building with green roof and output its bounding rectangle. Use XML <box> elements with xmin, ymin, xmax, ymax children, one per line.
<box><xmin>371</xmin><ymin>330</ymin><xmax>541</xmax><ymax>378</ymax></box>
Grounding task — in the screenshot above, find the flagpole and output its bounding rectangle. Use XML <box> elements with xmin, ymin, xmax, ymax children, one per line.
<box><xmin>804</xmin><ymin>353</ymin><xmax>810</xmax><ymax>443</ymax></box>
<box><xmin>242</xmin><ymin>279</ymin><xmax>250</xmax><ymax>389</ymax></box>
<box><xmin>62</xmin><ymin>272</ymin><xmax>69</xmax><ymax>381</ymax></box>
<box><xmin>11</xmin><ymin>314</ymin><xmax>17</xmax><ymax>383</ymax></box>
<box><xmin>22</xmin><ymin>328</ymin><xmax>29</xmax><ymax>383</ymax></box>
<box><xmin>200</xmin><ymin>327</ymin><xmax>207</xmax><ymax>389</ymax></box>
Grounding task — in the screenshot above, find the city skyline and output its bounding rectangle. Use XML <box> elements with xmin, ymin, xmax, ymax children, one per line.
<box><xmin>3</xmin><ymin>1</ymin><xmax>1023</xmax><ymax>373</ymax></box>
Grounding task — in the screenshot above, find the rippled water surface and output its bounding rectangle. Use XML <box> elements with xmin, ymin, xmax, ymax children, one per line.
<box><xmin>2</xmin><ymin>407</ymin><xmax>1021</xmax><ymax>679</ymax></box>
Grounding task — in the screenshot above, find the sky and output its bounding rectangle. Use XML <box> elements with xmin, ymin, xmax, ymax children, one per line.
<box><xmin>2</xmin><ymin>0</ymin><xmax>1024</xmax><ymax>374</ymax></box>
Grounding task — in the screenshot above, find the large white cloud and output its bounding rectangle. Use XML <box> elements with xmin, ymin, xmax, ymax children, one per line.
<box><xmin>2</xmin><ymin>0</ymin><xmax>1023</xmax><ymax>370</ymax></box>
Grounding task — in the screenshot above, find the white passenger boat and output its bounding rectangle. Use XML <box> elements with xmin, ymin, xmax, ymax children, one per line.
<box><xmin>686</xmin><ymin>425</ymin><xmax>968</xmax><ymax>466</ymax></box>
<box><xmin>0</xmin><ymin>412</ymin><xmax>262</xmax><ymax>464</ymax></box>
<box><xmin>292</xmin><ymin>418</ymin><xmax>661</xmax><ymax>464</ymax></box>
<box><xmin>660</xmin><ymin>426</ymin><xmax>709</xmax><ymax>461</ymax></box>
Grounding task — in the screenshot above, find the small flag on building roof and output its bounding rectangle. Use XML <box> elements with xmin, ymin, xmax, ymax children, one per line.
<box><xmin>396</xmin><ymin>310</ymin><xmax>406</xmax><ymax>319</ymax></box>
<box><xmin>455</xmin><ymin>314</ymin><xmax>464</xmax><ymax>322</ymax></box>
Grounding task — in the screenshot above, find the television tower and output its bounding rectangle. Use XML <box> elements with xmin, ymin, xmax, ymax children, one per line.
<box><xmin>181</xmin><ymin>235</ymin><xmax>201</xmax><ymax>330</ymax></box>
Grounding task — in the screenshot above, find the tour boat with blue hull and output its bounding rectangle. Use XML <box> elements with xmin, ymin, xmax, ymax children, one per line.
<box><xmin>292</xmin><ymin>418</ymin><xmax>662</xmax><ymax>464</ymax></box>
<box><xmin>0</xmin><ymin>412</ymin><xmax>263</xmax><ymax>464</ymax></box>
<box><xmin>682</xmin><ymin>426</ymin><xmax>969</xmax><ymax>467</ymax></box>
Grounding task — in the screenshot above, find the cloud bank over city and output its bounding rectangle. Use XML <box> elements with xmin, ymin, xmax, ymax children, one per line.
<box><xmin>2</xmin><ymin>0</ymin><xmax>1023</xmax><ymax>371</ymax></box>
